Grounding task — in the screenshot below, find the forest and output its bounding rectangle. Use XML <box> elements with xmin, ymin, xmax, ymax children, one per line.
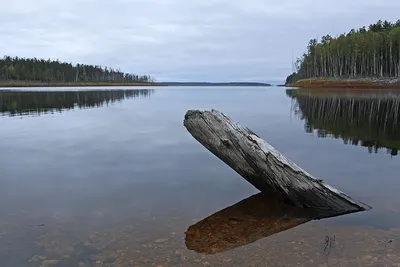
<box><xmin>0</xmin><ymin>56</ymin><xmax>155</xmax><ymax>84</ymax></box>
<box><xmin>286</xmin><ymin>19</ymin><xmax>400</xmax><ymax>84</ymax></box>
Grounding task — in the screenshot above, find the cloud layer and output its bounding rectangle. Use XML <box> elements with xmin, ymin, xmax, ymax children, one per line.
<box><xmin>2</xmin><ymin>0</ymin><xmax>400</xmax><ymax>82</ymax></box>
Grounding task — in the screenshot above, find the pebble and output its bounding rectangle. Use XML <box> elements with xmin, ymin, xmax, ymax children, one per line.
<box><xmin>175</xmin><ymin>249</ymin><xmax>184</xmax><ymax>255</ymax></box>
<box><xmin>104</xmin><ymin>257</ymin><xmax>117</xmax><ymax>264</ymax></box>
<box><xmin>154</xmin><ymin>239</ymin><xmax>167</xmax><ymax>243</ymax></box>
<box><xmin>41</xmin><ymin>260</ymin><xmax>59</xmax><ymax>266</ymax></box>
<box><xmin>361</xmin><ymin>255</ymin><xmax>373</xmax><ymax>261</ymax></box>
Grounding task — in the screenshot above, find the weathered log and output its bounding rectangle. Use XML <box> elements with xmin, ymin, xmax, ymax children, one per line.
<box><xmin>183</xmin><ymin>109</ymin><xmax>371</xmax><ymax>213</ymax></box>
<box><xmin>185</xmin><ymin>192</ymin><xmax>338</xmax><ymax>254</ymax></box>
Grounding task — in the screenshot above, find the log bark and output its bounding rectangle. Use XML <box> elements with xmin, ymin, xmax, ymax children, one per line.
<box><xmin>183</xmin><ymin>109</ymin><xmax>371</xmax><ymax>213</ymax></box>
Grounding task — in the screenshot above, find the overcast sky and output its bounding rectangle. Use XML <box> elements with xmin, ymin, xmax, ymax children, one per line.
<box><xmin>1</xmin><ymin>0</ymin><xmax>400</xmax><ymax>83</ymax></box>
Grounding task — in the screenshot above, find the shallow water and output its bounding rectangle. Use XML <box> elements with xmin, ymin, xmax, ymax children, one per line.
<box><xmin>0</xmin><ymin>86</ymin><xmax>399</xmax><ymax>266</ymax></box>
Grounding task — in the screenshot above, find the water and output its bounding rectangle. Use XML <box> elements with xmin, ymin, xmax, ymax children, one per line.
<box><xmin>0</xmin><ymin>86</ymin><xmax>399</xmax><ymax>266</ymax></box>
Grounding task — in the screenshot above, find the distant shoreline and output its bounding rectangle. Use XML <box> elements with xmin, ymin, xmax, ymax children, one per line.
<box><xmin>158</xmin><ymin>82</ymin><xmax>272</xmax><ymax>87</ymax></box>
<box><xmin>0</xmin><ymin>81</ymin><xmax>272</xmax><ymax>88</ymax></box>
<box><xmin>286</xmin><ymin>78</ymin><xmax>400</xmax><ymax>89</ymax></box>
<box><xmin>0</xmin><ymin>81</ymin><xmax>165</xmax><ymax>88</ymax></box>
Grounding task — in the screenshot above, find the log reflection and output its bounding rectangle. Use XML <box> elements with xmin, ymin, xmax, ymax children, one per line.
<box><xmin>0</xmin><ymin>89</ymin><xmax>154</xmax><ymax>117</ymax></box>
<box><xmin>287</xmin><ymin>89</ymin><xmax>400</xmax><ymax>156</ymax></box>
<box><xmin>185</xmin><ymin>192</ymin><xmax>354</xmax><ymax>254</ymax></box>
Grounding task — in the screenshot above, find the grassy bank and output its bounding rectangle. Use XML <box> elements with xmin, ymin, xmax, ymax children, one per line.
<box><xmin>0</xmin><ymin>81</ymin><xmax>165</xmax><ymax>88</ymax></box>
<box><xmin>286</xmin><ymin>78</ymin><xmax>400</xmax><ymax>89</ymax></box>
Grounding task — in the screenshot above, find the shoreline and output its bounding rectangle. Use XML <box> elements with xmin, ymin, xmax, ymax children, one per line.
<box><xmin>285</xmin><ymin>78</ymin><xmax>400</xmax><ymax>89</ymax></box>
<box><xmin>0</xmin><ymin>81</ymin><xmax>165</xmax><ymax>88</ymax></box>
<box><xmin>0</xmin><ymin>81</ymin><xmax>272</xmax><ymax>88</ymax></box>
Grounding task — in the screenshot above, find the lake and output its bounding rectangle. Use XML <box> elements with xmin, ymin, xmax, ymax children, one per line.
<box><xmin>0</xmin><ymin>86</ymin><xmax>399</xmax><ymax>266</ymax></box>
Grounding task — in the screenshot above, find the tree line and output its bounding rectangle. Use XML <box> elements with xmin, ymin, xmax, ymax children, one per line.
<box><xmin>0</xmin><ymin>56</ymin><xmax>155</xmax><ymax>83</ymax></box>
<box><xmin>286</xmin><ymin>20</ymin><xmax>400</xmax><ymax>84</ymax></box>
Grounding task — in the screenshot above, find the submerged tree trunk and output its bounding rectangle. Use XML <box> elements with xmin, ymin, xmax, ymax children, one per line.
<box><xmin>183</xmin><ymin>109</ymin><xmax>371</xmax><ymax>213</ymax></box>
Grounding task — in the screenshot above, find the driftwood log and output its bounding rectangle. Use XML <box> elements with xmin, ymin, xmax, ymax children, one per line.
<box><xmin>185</xmin><ymin>192</ymin><xmax>331</xmax><ymax>254</ymax></box>
<box><xmin>183</xmin><ymin>109</ymin><xmax>371</xmax><ymax>214</ymax></box>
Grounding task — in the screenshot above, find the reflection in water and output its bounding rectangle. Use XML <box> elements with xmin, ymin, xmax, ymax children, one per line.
<box><xmin>185</xmin><ymin>192</ymin><xmax>363</xmax><ymax>254</ymax></box>
<box><xmin>0</xmin><ymin>89</ymin><xmax>154</xmax><ymax>117</ymax></box>
<box><xmin>287</xmin><ymin>89</ymin><xmax>400</xmax><ymax>156</ymax></box>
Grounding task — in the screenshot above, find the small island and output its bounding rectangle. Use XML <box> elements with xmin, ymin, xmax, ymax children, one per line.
<box><xmin>0</xmin><ymin>56</ymin><xmax>158</xmax><ymax>87</ymax></box>
<box><xmin>286</xmin><ymin>19</ymin><xmax>400</xmax><ymax>89</ymax></box>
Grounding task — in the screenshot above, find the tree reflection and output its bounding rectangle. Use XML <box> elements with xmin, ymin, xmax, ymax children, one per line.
<box><xmin>287</xmin><ymin>89</ymin><xmax>400</xmax><ymax>156</ymax></box>
<box><xmin>0</xmin><ymin>89</ymin><xmax>154</xmax><ymax>117</ymax></box>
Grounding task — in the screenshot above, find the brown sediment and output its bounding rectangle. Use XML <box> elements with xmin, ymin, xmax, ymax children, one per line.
<box><xmin>29</xmin><ymin>217</ymin><xmax>400</xmax><ymax>267</ymax></box>
<box><xmin>286</xmin><ymin>79</ymin><xmax>400</xmax><ymax>89</ymax></box>
<box><xmin>0</xmin><ymin>81</ymin><xmax>165</xmax><ymax>87</ymax></box>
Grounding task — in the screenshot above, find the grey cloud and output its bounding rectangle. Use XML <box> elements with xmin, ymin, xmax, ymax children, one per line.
<box><xmin>1</xmin><ymin>0</ymin><xmax>400</xmax><ymax>82</ymax></box>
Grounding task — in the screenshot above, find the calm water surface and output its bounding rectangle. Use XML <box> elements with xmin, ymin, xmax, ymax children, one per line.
<box><xmin>0</xmin><ymin>86</ymin><xmax>399</xmax><ymax>266</ymax></box>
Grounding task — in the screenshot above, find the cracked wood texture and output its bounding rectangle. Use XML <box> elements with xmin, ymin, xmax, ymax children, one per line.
<box><xmin>183</xmin><ymin>109</ymin><xmax>371</xmax><ymax>213</ymax></box>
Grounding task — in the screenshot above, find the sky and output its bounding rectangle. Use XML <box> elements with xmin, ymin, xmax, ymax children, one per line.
<box><xmin>1</xmin><ymin>0</ymin><xmax>400</xmax><ymax>83</ymax></box>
